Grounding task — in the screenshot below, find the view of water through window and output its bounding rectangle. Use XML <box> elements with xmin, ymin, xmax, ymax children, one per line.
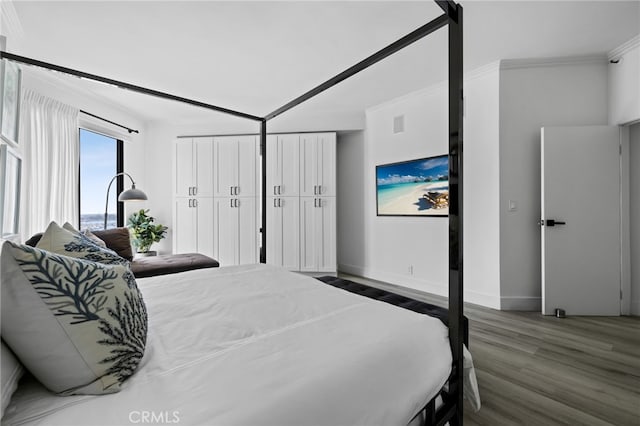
<box><xmin>79</xmin><ymin>129</ymin><xmax>118</xmax><ymax>230</ymax></box>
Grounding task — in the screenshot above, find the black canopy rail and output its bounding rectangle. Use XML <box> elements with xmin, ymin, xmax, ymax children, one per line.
<box><xmin>0</xmin><ymin>2</ymin><xmax>464</xmax><ymax>423</ymax></box>
<box><xmin>80</xmin><ymin>110</ymin><xmax>139</xmax><ymax>134</ymax></box>
<box><xmin>0</xmin><ymin>51</ymin><xmax>262</xmax><ymax>122</ymax></box>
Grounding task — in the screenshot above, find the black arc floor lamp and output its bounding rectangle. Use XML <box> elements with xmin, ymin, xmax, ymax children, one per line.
<box><xmin>104</xmin><ymin>172</ymin><xmax>148</xmax><ymax>229</ymax></box>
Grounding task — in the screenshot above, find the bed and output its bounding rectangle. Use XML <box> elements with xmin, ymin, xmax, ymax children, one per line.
<box><xmin>2</xmin><ymin>264</ymin><xmax>477</xmax><ymax>426</ymax></box>
<box><xmin>1</xmin><ymin>0</ymin><xmax>467</xmax><ymax>422</ymax></box>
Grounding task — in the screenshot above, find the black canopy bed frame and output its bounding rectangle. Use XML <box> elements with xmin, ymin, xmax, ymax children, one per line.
<box><xmin>0</xmin><ymin>0</ymin><xmax>464</xmax><ymax>424</ymax></box>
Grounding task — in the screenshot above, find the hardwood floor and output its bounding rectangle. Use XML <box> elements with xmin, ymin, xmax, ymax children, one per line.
<box><xmin>338</xmin><ymin>274</ymin><xmax>640</xmax><ymax>426</ymax></box>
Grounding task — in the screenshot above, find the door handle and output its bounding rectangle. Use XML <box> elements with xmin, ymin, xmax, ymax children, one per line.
<box><xmin>542</xmin><ymin>219</ymin><xmax>566</xmax><ymax>227</ymax></box>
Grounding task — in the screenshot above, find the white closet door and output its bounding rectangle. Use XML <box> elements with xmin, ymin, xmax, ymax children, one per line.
<box><xmin>266</xmin><ymin>135</ymin><xmax>280</xmax><ymax>197</ymax></box>
<box><xmin>174</xmin><ymin>140</ymin><xmax>194</xmax><ymax>197</ymax></box>
<box><xmin>299</xmin><ymin>197</ymin><xmax>318</xmax><ymax>271</ymax></box>
<box><xmin>237</xmin><ymin>197</ymin><xmax>257</xmax><ymax>264</ymax></box>
<box><xmin>195</xmin><ymin>197</ymin><xmax>215</xmax><ymax>259</ymax></box>
<box><xmin>214</xmin><ymin>197</ymin><xmax>238</xmax><ymax>266</ymax></box>
<box><xmin>317</xmin><ymin>133</ymin><xmax>336</xmax><ymax>197</ymax></box>
<box><xmin>214</xmin><ymin>137</ymin><xmax>239</xmax><ymax>197</ymax></box>
<box><xmin>266</xmin><ymin>197</ymin><xmax>282</xmax><ymax>266</ymax></box>
<box><xmin>279</xmin><ymin>134</ymin><xmax>300</xmax><ymax>196</ymax></box>
<box><xmin>173</xmin><ymin>198</ymin><xmax>197</xmax><ymax>253</ymax></box>
<box><xmin>280</xmin><ymin>197</ymin><xmax>300</xmax><ymax>270</ymax></box>
<box><xmin>300</xmin><ymin>135</ymin><xmax>319</xmax><ymax>197</ymax></box>
<box><xmin>194</xmin><ymin>137</ymin><xmax>214</xmax><ymax>197</ymax></box>
<box><xmin>237</xmin><ymin>136</ymin><xmax>257</xmax><ymax>197</ymax></box>
<box><xmin>317</xmin><ymin>197</ymin><xmax>336</xmax><ymax>272</ymax></box>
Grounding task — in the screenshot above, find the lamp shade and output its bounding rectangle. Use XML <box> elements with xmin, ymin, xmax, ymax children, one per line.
<box><xmin>118</xmin><ymin>186</ymin><xmax>148</xmax><ymax>201</ymax></box>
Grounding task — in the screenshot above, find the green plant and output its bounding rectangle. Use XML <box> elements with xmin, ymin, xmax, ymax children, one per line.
<box><xmin>127</xmin><ymin>209</ymin><xmax>168</xmax><ymax>253</ymax></box>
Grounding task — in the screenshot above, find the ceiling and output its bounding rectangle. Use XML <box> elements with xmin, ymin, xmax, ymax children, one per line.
<box><xmin>2</xmin><ymin>1</ymin><xmax>639</xmax><ymax>125</ymax></box>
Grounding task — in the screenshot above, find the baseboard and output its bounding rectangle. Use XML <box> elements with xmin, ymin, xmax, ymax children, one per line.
<box><xmin>500</xmin><ymin>296</ymin><xmax>541</xmax><ymax>312</ymax></box>
<box><xmin>631</xmin><ymin>300</ymin><xmax>640</xmax><ymax>316</ymax></box>
<box><xmin>338</xmin><ymin>263</ymin><xmax>503</xmax><ymax>310</ymax></box>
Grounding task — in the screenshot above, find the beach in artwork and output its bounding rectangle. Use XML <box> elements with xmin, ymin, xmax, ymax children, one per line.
<box><xmin>376</xmin><ymin>155</ymin><xmax>449</xmax><ymax>216</ymax></box>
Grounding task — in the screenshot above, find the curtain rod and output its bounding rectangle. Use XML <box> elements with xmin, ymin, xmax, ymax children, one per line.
<box><xmin>80</xmin><ymin>110</ymin><xmax>139</xmax><ymax>134</ymax></box>
<box><xmin>0</xmin><ymin>51</ymin><xmax>262</xmax><ymax>122</ymax></box>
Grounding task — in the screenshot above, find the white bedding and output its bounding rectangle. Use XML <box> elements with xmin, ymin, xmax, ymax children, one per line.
<box><xmin>3</xmin><ymin>264</ymin><xmax>455</xmax><ymax>426</ymax></box>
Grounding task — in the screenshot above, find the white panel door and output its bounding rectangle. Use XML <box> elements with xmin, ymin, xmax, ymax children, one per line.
<box><xmin>266</xmin><ymin>135</ymin><xmax>279</xmax><ymax>197</ymax></box>
<box><xmin>237</xmin><ymin>197</ymin><xmax>258</xmax><ymax>264</ymax></box>
<box><xmin>299</xmin><ymin>197</ymin><xmax>317</xmax><ymax>271</ymax></box>
<box><xmin>317</xmin><ymin>197</ymin><xmax>337</xmax><ymax>272</ymax></box>
<box><xmin>195</xmin><ymin>197</ymin><xmax>214</xmax><ymax>259</ymax></box>
<box><xmin>541</xmin><ymin>126</ymin><xmax>621</xmax><ymax>316</ymax></box>
<box><xmin>267</xmin><ymin>197</ymin><xmax>300</xmax><ymax>270</ymax></box>
<box><xmin>194</xmin><ymin>137</ymin><xmax>214</xmax><ymax>197</ymax></box>
<box><xmin>214</xmin><ymin>137</ymin><xmax>239</xmax><ymax>198</ymax></box>
<box><xmin>175</xmin><ymin>140</ymin><xmax>194</xmax><ymax>197</ymax></box>
<box><xmin>214</xmin><ymin>198</ymin><xmax>238</xmax><ymax>266</ymax></box>
<box><xmin>279</xmin><ymin>134</ymin><xmax>300</xmax><ymax>196</ymax></box>
<box><xmin>317</xmin><ymin>133</ymin><xmax>336</xmax><ymax>197</ymax></box>
<box><xmin>237</xmin><ymin>136</ymin><xmax>257</xmax><ymax>197</ymax></box>
<box><xmin>173</xmin><ymin>198</ymin><xmax>197</xmax><ymax>253</ymax></box>
<box><xmin>300</xmin><ymin>135</ymin><xmax>319</xmax><ymax>197</ymax></box>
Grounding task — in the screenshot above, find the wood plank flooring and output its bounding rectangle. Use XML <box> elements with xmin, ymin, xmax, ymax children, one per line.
<box><xmin>338</xmin><ymin>274</ymin><xmax>640</xmax><ymax>426</ymax></box>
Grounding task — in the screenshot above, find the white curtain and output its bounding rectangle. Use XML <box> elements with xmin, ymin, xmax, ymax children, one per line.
<box><xmin>19</xmin><ymin>89</ymin><xmax>79</xmax><ymax>240</ymax></box>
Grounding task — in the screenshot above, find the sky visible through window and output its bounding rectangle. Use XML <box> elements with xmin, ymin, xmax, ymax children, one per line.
<box><xmin>79</xmin><ymin>129</ymin><xmax>117</xmax><ymax>230</ymax></box>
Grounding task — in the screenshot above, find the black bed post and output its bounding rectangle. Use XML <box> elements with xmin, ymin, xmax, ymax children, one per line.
<box><xmin>260</xmin><ymin>119</ymin><xmax>268</xmax><ymax>264</ymax></box>
<box><xmin>446</xmin><ymin>2</ymin><xmax>464</xmax><ymax>425</ymax></box>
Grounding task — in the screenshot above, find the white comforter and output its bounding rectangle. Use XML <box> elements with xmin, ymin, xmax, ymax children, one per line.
<box><xmin>3</xmin><ymin>264</ymin><xmax>454</xmax><ymax>426</ymax></box>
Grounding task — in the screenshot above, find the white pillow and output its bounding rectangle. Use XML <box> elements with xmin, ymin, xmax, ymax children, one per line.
<box><xmin>0</xmin><ymin>241</ymin><xmax>147</xmax><ymax>395</ymax></box>
<box><xmin>36</xmin><ymin>221</ymin><xmax>127</xmax><ymax>266</ymax></box>
<box><xmin>1</xmin><ymin>340</ymin><xmax>23</xmax><ymax>418</ymax></box>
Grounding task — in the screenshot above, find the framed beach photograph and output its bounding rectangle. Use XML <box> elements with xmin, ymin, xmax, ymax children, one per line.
<box><xmin>0</xmin><ymin>59</ymin><xmax>22</xmax><ymax>145</ymax></box>
<box><xmin>0</xmin><ymin>144</ymin><xmax>22</xmax><ymax>238</ymax></box>
<box><xmin>376</xmin><ymin>154</ymin><xmax>449</xmax><ymax>217</ymax></box>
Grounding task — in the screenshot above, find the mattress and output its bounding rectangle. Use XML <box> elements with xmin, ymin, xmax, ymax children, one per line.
<box><xmin>2</xmin><ymin>264</ymin><xmax>453</xmax><ymax>426</ymax></box>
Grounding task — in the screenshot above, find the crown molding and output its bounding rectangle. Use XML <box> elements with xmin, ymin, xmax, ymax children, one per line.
<box><xmin>608</xmin><ymin>34</ymin><xmax>640</xmax><ymax>61</ymax></box>
<box><xmin>0</xmin><ymin>1</ymin><xmax>24</xmax><ymax>42</ymax></box>
<box><xmin>500</xmin><ymin>54</ymin><xmax>607</xmax><ymax>70</ymax></box>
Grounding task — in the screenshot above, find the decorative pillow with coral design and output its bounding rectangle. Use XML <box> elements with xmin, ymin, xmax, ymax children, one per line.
<box><xmin>36</xmin><ymin>221</ymin><xmax>129</xmax><ymax>267</ymax></box>
<box><xmin>0</xmin><ymin>241</ymin><xmax>147</xmax><ymax>395</ymax></box>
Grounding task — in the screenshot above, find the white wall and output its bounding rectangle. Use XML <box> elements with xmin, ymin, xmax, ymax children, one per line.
<box><xmin>336</xmin><ymin>130</ymin><xmax>366</xmax><ymax>272</ymax></box>
<box><xmin>498</xmin><ymin>58</ymin><xmax>609</xmax><ymax>310</ymax></box>
<box><xmin>609</xmin><ymin>36</ymin><xmax>640</xmax><ymax>126</ymax></box>
<box><xmin>630</xmin><ymin>123</ymin><xmax>640</xmax><ymax>315</ymax></box>
<box><xmin>349</xmin><ymin>64</ymin><xmax>502</xmax><ymax>305</ymax></box>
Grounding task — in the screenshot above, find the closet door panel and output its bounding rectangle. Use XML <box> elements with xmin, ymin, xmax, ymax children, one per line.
<box><xmin>318</xmin><ymin>197</ymin><xmax>336</xmax><ymax>272</ymax></box>
<box><xmin>174</xmin><ymin>198</ymin><xmax>197</xmax><ymax>253</ymax></box>
<box><xmin>175</xmin><ymin>140</ymin><xmax>194</xmax><ymax>197</ymax></box>
<box><xmin>280</xmin><ymin>197</ymin><xmax>300</xmax><ymax>271</ymax></box>
<box><xmin>195</xmin><ymin>197</ymin><xmax>215</xmax><ymax>259</ymax></box>
<box><xmin>214</xmin><ymin>198</ymin><xmax>238</xmax><ymax>266</ymax></box>
<box><xmin>318</xmin><ymin>133</ymin><xmax>336</xmax><ymax>197</ymax></box>
<box><xmin>299</xmin><ymin>135</ymin><xmax>318</xmax><ymax>197</ymax></box>
<box><xmin>266</xmin><ymin>196</ymin><xmax>282</xmax><ymax>266</ymax></box>
<box><xmin>238</xmin><ymin>197</ymin><xmax>257</xmax><ymax>264</ymax></box>
<box><xmin>214</xmin><ymin>137</ymin><xmax>239</xmax><ymax>197</ymax></box>
<box><xmin>299</xmin><ymin>197</ymin><xmax>318</xmax><ymax>271</ymax></box>
<box><xmin>237</xmin><ymin>136</ymin><xmax>258</xmax><ymax>197</ymax></box>
<box><xmin>266</xmin><ymin>135</ymin><xmax>280</xmax><ymax>197</ymax></box>
<box><xmin>194</xmin><ymin>137</ymin><xmax>214</xmax><ymax>197</ymax></box>
<box><xmin>279</xmin><ymin>134</ymin><xmax>300</xmax><ymax>196</ymax></box>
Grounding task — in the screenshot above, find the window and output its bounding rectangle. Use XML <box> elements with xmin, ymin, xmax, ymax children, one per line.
<box><xmin>79</xmin><ymin>129</ymin><xmax>123</xmax><ymax>230</ymax></box>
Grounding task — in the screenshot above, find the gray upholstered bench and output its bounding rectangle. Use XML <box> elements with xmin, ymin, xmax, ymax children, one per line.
<box><xmin>25</xmin><ymin>227</ymin><xmax>219</xmax><ymax>279</ymax></box>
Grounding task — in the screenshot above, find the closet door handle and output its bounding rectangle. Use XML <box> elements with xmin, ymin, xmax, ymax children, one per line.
<box><xmin>188</xmin><ymin>199</ymin><xmax>192</xmax><ymax>208</ymax></box>
<box><xmin>193</xmin><ymin>199</ymin><xmax>198</xmax><ymax>208</ymax></box>
<box><xmin>278</xmin><ymin>198</ymin><xmax>282</xmax><ymax>208</ymax></box>
<box><xmin>193</xmin><ymin>186</ymin><xmax>197</xmax><ymax>196</ymax></box>
<box><xmin>274</xmin><ymin>198</ymin><xmax>277</xmax><ymax>208</ymax></box>
<box><xmin>313</xmin><ymin>185</ymin><xmax>317</xmax><ymax>195</ymax></box>
<box><xmin>188</xmin><ymin>187</ymin><xmax>192</xmax><ymax>196</ymax></box>
<box><xmin>277</xmin><ymin>185</ymin><xmax>281</xmax><ymax>195</ymax></box>
<box><xmin>230</xmin><ymin>198</ymin><xmax>234</xmax><ymax>208</ymax></box>
<box><xmin>235</xmin><ymin>199</ymin><xmax>239</xmax><ymax>208</ymax></box>
<box><xmin>273</xmin><ymin>186</ymin><xmax>277</xmax><ymax>195</ymax></box>
<box><xmin>317</xmin><ymin>185</ymin><xmax>321</xmax><ymax>195</ymax></box>
<box><xmin>235</xmin><ymin>186</ymin><xmax>239</xmax><ymax>195</ymax></box>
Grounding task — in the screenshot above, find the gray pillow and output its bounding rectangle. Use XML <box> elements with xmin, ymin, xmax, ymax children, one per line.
<box><xmin>0</xmin><ymin>241</ymin><xmax>147</xmax><ymax>395</ymax></box>
<box><xmin>61</xmin><ymin>222</ymin><xmax>108</xmax><ymax>248</ymax></box>
<box><xmin>36</xmin><ymin>221</ymin><xmax>128</xmax><ymax>267</ymax></box>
